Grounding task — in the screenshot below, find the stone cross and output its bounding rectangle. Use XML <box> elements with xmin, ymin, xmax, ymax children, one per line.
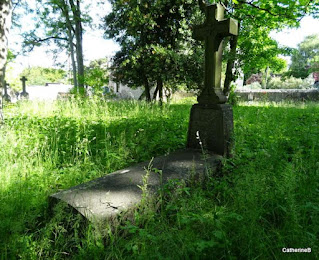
<box><xmin>193</xmin><ymin>3</ymin><xmax>238</xmax><ymax>104</ymax></box>
<box><xmin>3</xmin><ymin>81</ymin><xmax>11</xmax><ymax>102</ymax></box>
<box><xmin>20</xmin><ymin>76</ymin><xmax>29</xmax><ymax>97</ymax></box>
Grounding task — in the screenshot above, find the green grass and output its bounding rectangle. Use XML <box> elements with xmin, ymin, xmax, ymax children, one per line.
<box><xmin>0</xmin><ymin>99</ymin><xmax>318</xmax><ymax>259</ymax></box>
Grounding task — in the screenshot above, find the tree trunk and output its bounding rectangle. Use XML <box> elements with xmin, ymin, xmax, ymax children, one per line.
<box><xmin>264</xmin><ymin>66</ymin><xmax>269</xmax><ymax>89</ymax></box>
<box><xmin>157</xmin><ymin>78</ymin><xmax>163</xmax><ymax>105</ymax></box>
<box><xmin>223</xmin><ymin>34</ymin><xmax>238</xmax><ymax>96</ymax></box>
<box><xmin>60</xmin><ymin>1</ymin><xmax>78</xmax><ymax>90</ymax></box>
<box><xmin>144</xmin><ymin>76</ymin><xmax>151</xmax><ymax>102</ymax></box>
<box><xmin>153</xmin><ymin>85</ymin><xmax>159</xmax><ymax>100</ymax></box>
<box><xmin>69</xmin><ymin>35</ymin><xmax>78</xmax><ymax>90</ymax></box>
<box><xmin>0</xmin><ymin>0</ymin><xmax>12</xmax><ymax>120</ymax></box>
<box><xmin>69</xmin><ymin>0</ymin><xmax>85</xmax><ymax>95</ymax></box>
<box><xmin>0</xmin><ymin>0</ymin><xmax>12</xmax><ymax>87</ymax></box>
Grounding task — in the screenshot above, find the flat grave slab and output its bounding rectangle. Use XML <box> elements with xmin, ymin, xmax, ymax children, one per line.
<box><xmin>50</xmin><ymin>149</ymin><xmax>222</xmax><ymax>222</ymax></box>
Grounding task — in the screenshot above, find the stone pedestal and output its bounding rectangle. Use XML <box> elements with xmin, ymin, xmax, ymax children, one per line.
<box><xmin>187</xmin><ymin>104</ymin><xmax>233</xmax><ymax>157</ymax></box>
<box><xmin>3</xmin><ymin>94</ymin><xmax>11</xmax><ymax>102</ymax></box>
<box><xmin>20</xmin><ymin>92</ymin><xmax>29</xmax><ymax>98</ymax></box>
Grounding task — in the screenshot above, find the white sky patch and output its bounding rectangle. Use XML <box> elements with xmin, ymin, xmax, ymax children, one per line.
<box><xmin>9</xmin><ymin>0</ymin><xmax>119</xmax><ymax>73</ymax></box>
<box><xmin>270</xmin><ymin>16</ymin><xmax>319</xmax><ymax>48</ymax></box>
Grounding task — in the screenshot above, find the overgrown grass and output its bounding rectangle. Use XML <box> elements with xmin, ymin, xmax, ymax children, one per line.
<box><xmin>0</xmin><ymin>98</ymin><xmax>318</xmax><ymax>259</ymax></box>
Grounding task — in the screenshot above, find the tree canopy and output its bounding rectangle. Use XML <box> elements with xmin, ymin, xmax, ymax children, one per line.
<box><xmin>287</xmin><ymin>34</ymin><xmax>319</xmax><ymax>79</ymax></box>
<box><xmin>104</xmin><ymin>0</ymin><xmax>202</xmax><ymax>102</ymax></box>
<box><xmin>21</xmin><ymin>0</ymin><xmax>101</xmax><ymax>94</ymax></box>
<box><xmin>85</xmin><ymin>58</ymin><xmax>109</xmax><ymax>93</ymax></box>
<box><xmin>104</xmin><ymin>0</ymin><xmax>319</xmax><ymax>99</ymax></box>
<box><xmin>20</xmin><ymin>66</ymin><xmax>67</xmax><ymax>85</ymax></box>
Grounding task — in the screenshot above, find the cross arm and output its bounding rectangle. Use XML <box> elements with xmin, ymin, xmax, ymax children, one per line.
<box><xmin>216</xmin><ymin>18</ymin><xmax>238</xmax><ymax>37</ymax></box>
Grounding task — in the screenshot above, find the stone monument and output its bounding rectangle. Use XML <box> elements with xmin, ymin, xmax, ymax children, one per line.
<box><xmin>3</xmin><ymin>81</ymin><xmax>11</xmax><ymax>102</ymax></box>
<box><xmin>187</xmin><ymin>3</ymin><xmax>238</xmax><ymax>157</ymax></box>
<box><xmin>20</xmin><ymin>76</ymin><xmax>29</xmax><ymax>98</ymax></box>
<box><xmin>49</xmin><ymin>2</ymin><xmax>234</xmax><ymax>223</ymax></box>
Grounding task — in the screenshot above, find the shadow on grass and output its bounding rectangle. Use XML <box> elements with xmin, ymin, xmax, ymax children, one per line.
<box><xmin>0</xmin><ymin>105</ymin><xmax>191</xmax><ymax>257</ymax></box>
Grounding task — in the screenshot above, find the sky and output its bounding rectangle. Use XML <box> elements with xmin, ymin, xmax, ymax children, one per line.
<box><xmin>8</xmin><ymin>3</ymin><xmax>319</xmax><ymax>75</ymax></box>
<box><xmin>270</xmin><ymin>16</ymin><xmax>319</xmax><ymax>48</ymax></box>
<box><xmin>9</xmin><ymin>1</ymin><xmax>118</xmax><ymax>75</ymax></box>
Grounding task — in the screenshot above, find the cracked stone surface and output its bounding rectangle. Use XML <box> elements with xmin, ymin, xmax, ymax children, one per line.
<box><xmin>50</xmin><ymin>149</ymin><xmax>221</xmax><ymax>222</ymax></box>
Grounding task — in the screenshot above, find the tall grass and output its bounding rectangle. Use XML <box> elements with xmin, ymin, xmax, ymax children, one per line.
<box><xmin>0</xmin><ymin>99</ymin><xmax>318</xmax><ymax>259</ymax></box>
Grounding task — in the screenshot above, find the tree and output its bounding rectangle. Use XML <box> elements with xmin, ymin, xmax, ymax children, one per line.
<box><xmin>22</xmin><ymin>0</ymin><xmax>93</xmax><ymax>94</ymax></box>
<box><xmin>20</xmin><ymin>66</ymin><xmax>67</xmax><ymax>85</ymax></box>
<box><xmin>105</xmin><ymin>0</ymin><xmax>319</xmax><ymax>101</ymax></box>
<box><xmin>104</xmin><ymin>0</ymin><xmax>202</xmax><ymax>103</ymax></box>
<box><xmin>218</xmin><ymin>0</ymin><xmax>319</xmax><ymax>93</ymax></box>
<box><xmin>287</xmin><ymin>34</ymin><xmax>319</xmax><ymax>79</ymax></box>
<box><xmin>0</xmin><ymin>0</ymin><xmax>13</xmax><ymax>116</ymax></box>
<box><xmin>235</xmin><ymin>24</ymin><xmax>287</xmax><ymax>84</ymax></box>
<box><xmin>84</xmin><ymin>58</ymin><xmax>109</xmax><ymax>93</ymax></box>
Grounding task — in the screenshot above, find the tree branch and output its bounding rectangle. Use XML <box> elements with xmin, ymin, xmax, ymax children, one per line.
<box><xmin>237</xmin><ymin>0</ymin><xmax>296</xmax><ymax>20</ymax></box>
<box><xmin>29</xmin><ymin>36</ymin><xmax>69</xmax><ymax>44</ymax></box>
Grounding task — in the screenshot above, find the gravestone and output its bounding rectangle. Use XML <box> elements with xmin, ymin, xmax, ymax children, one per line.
<box><xmin>51</xmin><ymin>150</ymin><xmax>222</xmax><ymax>222</ymax></box>
<box><xmin>187</xmin><ymin>3</ymin><xmax>238</xmax><ymax>157</ymax></box>
<box><xmin>50</xmin><ymin>2</ymin><xmax>232</xmax><ymax>224</ymax></box>
<box><xmin>20</xmin><ymin>76</ymin><xmax>29</xmax><ymax>98</ymax></box>
<box><xmin>3</xmin><ymin>81</ymin><xmax>11</xmax><ymax>102</ymax></box>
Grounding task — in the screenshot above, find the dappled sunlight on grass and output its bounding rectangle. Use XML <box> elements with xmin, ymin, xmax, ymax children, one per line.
<box><xmin>0</xmin><ymin>99</ymin><xmax>318</xmax><ymax>259</ymax></box>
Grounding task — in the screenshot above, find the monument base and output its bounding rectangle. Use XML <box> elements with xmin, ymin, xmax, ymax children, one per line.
<box><xmin>187</xmin><ymin>103</ymin><xmax>233</xmax><ymax>157</ymax></box>
<box><xmin>3</xmin><ymin>94</ymin><xmax>11</xmax><ymax>102</ymax></box>
<box><xmin>20</xmin><ymin>92</ymin><xmax>29</xmax><ymax>98</ymax></box>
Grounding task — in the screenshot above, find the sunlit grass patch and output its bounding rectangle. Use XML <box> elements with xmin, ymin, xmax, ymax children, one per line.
<box><xmin>0</xmin><ymin>99</ymin><xmax>318</xmax><ymax>259</ymax></box>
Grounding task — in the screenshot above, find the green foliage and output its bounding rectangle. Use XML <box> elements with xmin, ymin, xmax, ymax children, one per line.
<box><xmin>287</xmin><ymin>34</ymin><xmax>319</xmax><ymax>79</ymax></box>
<box><xmin>1</xmin><ymin>99</ymin><xmax>319</xmax><ymax>259</ymax></box>
<box><xmin>227</xmin><ymin>83</ymin><xmax>239</xmax><ymax>105</ymax></box>
<box><xmin>20</xmin><ymin>66</ymin><xmax>67</xmax><ymax>85</ymax></box>
<box><xmin>6</xmin><ymin>49</ymin><xmax>16</xmax><ymax>63</ymax></box>
<box><xmin>237</xmin><ymin>25</ymin><xmax>288</xmax><ymax>78</ymax></box>
<box><xmin>104</xmin><ymin>0</ymin><xmax>203</xmax><ymax>99</ymax></box>
<box><xmin>104</xmin><ymin>0</ymin><xmax>318</xmax><ymax>97</ymax></box>
<box><xmin>268</xmin><ymin>75</ymin><xmax>314</xmax><ymax>89</ymax></box>
<box><xmin>84</xmin><ymin>58</ymin><xmax>109</xmax><ymax>93</ymax></box>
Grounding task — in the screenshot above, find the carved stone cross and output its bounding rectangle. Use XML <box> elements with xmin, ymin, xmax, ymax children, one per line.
<box><xmin>193</xmin><ymin>3</ymin><xmax>238</xmax><ymax>104</ymax></box>
<box><xmin>20</xmin><ymin>76</ymin><xmax>29</xmax><ymax>97</ymax></box>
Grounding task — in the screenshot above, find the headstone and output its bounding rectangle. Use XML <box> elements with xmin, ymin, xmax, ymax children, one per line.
<box><xmin>3</xmin><ymin>81</ymin><xmax>11</xmax><ymax>102</ymax></box>
<box><xmin>49</xmin><ymin>2</ymin><xmax>235</xmax><ymax>223</ymax></box>
<box><xmin>187</xmin><ymin>3</ymin><xmax>238</xmax><ymax>157</ymax></box>
<box><xmin>20</xmin><ymin>76</ymin><xmax>29</xmax><ymax>98</ymax></box>
<box><xmin>50</xmin><ymin>149</ymin><xmax>222</xmax><ymax>222</ymax></box>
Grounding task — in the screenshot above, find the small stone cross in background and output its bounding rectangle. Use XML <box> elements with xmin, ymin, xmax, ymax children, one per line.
<box><xmin>20</xmin><ymin>76</ymin><xmax>29</xmax><ymax>98</ymax></box>
<box><xmin>3</xmin><ymin>81</ymin><xmax>11</xmax><ymax>102</ymax></box>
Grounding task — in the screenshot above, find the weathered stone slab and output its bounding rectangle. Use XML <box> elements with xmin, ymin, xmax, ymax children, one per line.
<box><xmin>50</xmin><ymin>149</ymin><xmax>221</xmax><ymax>222</ymax></box>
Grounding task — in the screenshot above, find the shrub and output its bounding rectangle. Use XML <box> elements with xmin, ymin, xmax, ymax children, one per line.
<box><xmin>268</xmin><ymin>76</ymin><xmax>314</xmax><ymax>89</ymax></box>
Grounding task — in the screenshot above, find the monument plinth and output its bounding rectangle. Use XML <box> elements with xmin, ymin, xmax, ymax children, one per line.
<box><xmin>187</xmin><ymin>3</ymin><xmax>238</xmax><ymax>157</ymax></box>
